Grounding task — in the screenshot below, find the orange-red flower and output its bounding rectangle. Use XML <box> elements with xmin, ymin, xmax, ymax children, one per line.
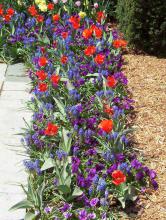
<box><xmin>0</xmin><ymin>8</ymin><xmax>4</xmax><ymax>16</ymax></box>
<box><xmin>7</xmin><ymin>8</ymin><xmax>15</xmax><ymax>16</ymax></box>
<box><xmin>98</xmin><ymin>119</ymin><xmax>113</xmax><ymax>133</ymax></box>
<box><xmin>82</xmin><ymin>28</ymin><xmax>93</xmax><ymax>39</ymax></box>
<box><xmin>69</xmin><ymin>16</ymin><xmax>80</xmax><ymax>29</ymax></box>
<box><xmin>96</xmin><ymin>11</ymin><xmax>105</xmax><ymax>23</ymax></box>
<box><xmin>51</xmin><ymin>74</ymin><xmax>60</xmax><ymax>85</ymax></box>
<box><xmin>106</xmin><ymin>76</ymin><xmax>116</xmax><ymax>88</ymax></box>
<box><xmin>28</xmin><ymin>5</ymin><xmax>38</xmax><ymax>17</ymax></box>
<box><xmin>104</xmin><ymin>104</ymin><xmax>114</xmax><ymax>115</ymax></box>
<box><xmin>94</xmin><ymin>54</ymin><xmax>105</xmax><ymax>65</ymax></box>
<box><xmin>61</xmin><ymin>32</ymin><xmax>68</xmax><ymax>39</ymax></box>
<box><xmin>44</xmin><ymin>122</ymin><xmax>58</xmax><ymax>136</ymax></box>
<box><xmin>61</xmin><ymin>55</ymin><xmax>68</xmax><ymax>64</ymax></box>
<box><xmin>112</xmin><ymin>170</ymin><xmax>126</xmax><ymax>186</ymax></box>
<box><xmin>36</xmin><ymin>70</ymin><xmax>47</xmax><ymax>81</ymax></box>
<box><xmin>47</xmin><ymin>3</ymin><xmax>54</xmax><ymax>10</ymax></box>
<box><xmin>38</xmin><ymin>82</ymin><xmax>48</xmax><ymax>92</ymax></box>
<box><xmin>92</xmin><ymin>26</ymin><xmax>103</xmax><ymax>39</ymax></box>
<box><xmin>38</xmin><ymin>57</ymin><xmax>48</xmax><ymax>67</ymax></box>
<box><xmin>36</xmin><ymin>15</ymin><xmax>44</xmax><ymax>23</ymax></box>
<box><xmin>113</xmin><ymin>39</ymin><xmax>127</xmax><ymax>49</ymax></box>
<box><xmin>84</xmin><ymin>45</ymin><xmax>96</xmax><ymax>56</ymax></box>
<box><xmin>52</xmin><ymin>14</ymin><xmax>60</xmax><ymax>22</ymax></box>
<box><xmin>3</xmin><ymin>14</ymin><xmax>11</xmax><ymax>22</ymax></box>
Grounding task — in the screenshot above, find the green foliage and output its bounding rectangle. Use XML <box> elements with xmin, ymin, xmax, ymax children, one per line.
<box><xmin>116</xmin><ymin>0</ymin><xmax>166</xmax><ymax>56</ymax></box>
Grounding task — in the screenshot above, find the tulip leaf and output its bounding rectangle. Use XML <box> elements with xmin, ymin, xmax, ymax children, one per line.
<box><xmin>41</xmin><ymin>158</ymin><xmax>55</xmax><ymax>171</ymax></box>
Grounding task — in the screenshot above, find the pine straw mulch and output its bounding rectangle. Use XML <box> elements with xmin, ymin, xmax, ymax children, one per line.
<box><xmin>123</xmin><ymin>54</ymin><xmax>166</xmax><ymax>219</ymax></box>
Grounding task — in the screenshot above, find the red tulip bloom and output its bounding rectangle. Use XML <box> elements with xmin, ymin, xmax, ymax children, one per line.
<box><xmin>7</xmin><ymin>8</ymin><xmax>15</xmax><ymax>16</ymax></box>
<box><xmin>38</xmin><ymin>57</ymin><xmax>48</xmax><ymax>67</ymax></box>
<box><xmin>69</xmin><ymin>16</ymin><xmax>80</xmax><ymax>29</ymax></box>
<box><xmin>3</xmin><ymin>14</ymin><xmax>11</xmax><ymax>22</ymax></box>
<box><xmin>97</xmin><ymin>11</ymin><xmax>105</xmax><ymax>23</ymax></box>
<box><xmin>112</xmin><ymin>170</ymin><xmax>126</xmax><ymax>186</ymax></box>
<box><xmin>92</xmin><ymin>25</ymin><xmax>103</xmax><ymax>39</ymax></box>
<box><xmin>84</xmin><ymin>46</ymin><xmax>96</xmax><ymax>56</ymax></box>
<box><xmin>82</xmin><ymin>28</ymin><xmax>93</xmax><ymax>39</ymax></box>
<box><xmin>47</xmin><ymin>3</ymin><xmax>54</xmax><ymax>10</ymax></box>
<box><xmin>61</xmin><ymin>55</ymin><xmax>68</xmax><ymax>64</ymax></box>
<box><xmin>104</xmin><ymin>105</ymin><xmax>114</xmax><ymax>115</ymax></box>
<box><xmin>36</xmin><ymin>70</ymin><xmax>47</xmax><ymax>81</ymax></box>
<box><xmin>61</xmin><ymin>32</ymin><xmax>68</xmax><ymax>39</ymax></box>
<box><xmin>51</xmin><ymin>74</ymin><xmax>60</xmax><ymax>85</ymax></box>
<box><xmin>0</xmin><ymin>8</ymin><xmax>4</xmax><ymax>16</ymax></box>
<box><xmin>28</xmin><ymin>5</ymin><xmax>38</xmax><ymax>17</ymax></box>
<box><xmin>106</xmin><ymin>76</ymin><xmax>116</xmax><ymax>88</ymax></box>
<box><xmin>38</xmin><ymin>82</ymin><xmax>48</xmax><ymax>92</ymax></box>
<box><xmin>98</xmin><ymin>119</ymin><xmax>113</xmax><ymax>133</ymax></box>
<box><xmin>44</xmin><ymin>122</ymin><xmax>58</xmax><ymax>136</ymax></box>
<box><xmin>52</xmin><ymin>14</ymin><xmax>60</xmax><ymax>22</ymax></box>
<box><xmin>94</xmin><ymin>54</ymin><xmax>105</xmax><ymax>65</ymax></box>
<box><xmin>113</xmin><ymin>39</ymin><xmax>127</xmax><ymax>49</ymax></box>
<box><xmin>36</xmin><ymin>15</ymin><xmax>44</xmax><ymax>23</ymax></box>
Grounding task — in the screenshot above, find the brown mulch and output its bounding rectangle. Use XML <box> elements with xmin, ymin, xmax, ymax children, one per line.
<box><xmin>123</xmin><ymin>54</ymin><xmax>166</xmax><ymax>219</ymax></box>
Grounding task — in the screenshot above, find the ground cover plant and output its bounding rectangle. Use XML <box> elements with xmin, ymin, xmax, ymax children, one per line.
<box><xmin>0</xmin><ymin>1</ymin><xmax>158</xmax><ymax>219</ymax></box>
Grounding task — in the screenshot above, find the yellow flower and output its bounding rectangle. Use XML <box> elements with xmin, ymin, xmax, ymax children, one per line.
<box><xmin>79</xmin><ymin>11</ymin><xmax>87</xmax><ymax>19</ymax></box>
<box><xmin>38</xmin><ymin>3</ymin><xmax>48</xmax><ymax>12</ymax></box>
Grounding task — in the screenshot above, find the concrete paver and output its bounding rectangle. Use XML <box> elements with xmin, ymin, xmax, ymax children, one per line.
<box><xmin>0</xmin><ymin>63</ymin><xmax>30</xmax><ymax>220</ymax></box>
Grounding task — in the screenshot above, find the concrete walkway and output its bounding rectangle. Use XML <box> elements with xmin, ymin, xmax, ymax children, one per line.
<box><xmin>0</xmin><ymin>63</ymin><xmax>31</xmax><ymax>220</ymax></box>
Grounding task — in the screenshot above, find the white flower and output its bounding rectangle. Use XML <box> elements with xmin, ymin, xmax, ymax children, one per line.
<box><xmin>94</xmin><ymin>3</ymin><xmax>99</xmax><ymax>9</ymax></box>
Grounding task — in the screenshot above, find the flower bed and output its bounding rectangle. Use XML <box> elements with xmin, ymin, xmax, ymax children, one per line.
<box><xmin>0</xmin><ymin>1</ymin><xmax>158</xmax><ymax>219</ymax></box>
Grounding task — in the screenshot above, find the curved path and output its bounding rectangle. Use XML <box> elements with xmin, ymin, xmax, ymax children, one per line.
<box><xmin>124</xmin><ymin>54</ymin><xmax>166</xmax><ymax>220</ymax></box>
<box><xmin>0</xmin><ymin>63</ymin><xmax>30</xmax><ymax>220</ymax></box>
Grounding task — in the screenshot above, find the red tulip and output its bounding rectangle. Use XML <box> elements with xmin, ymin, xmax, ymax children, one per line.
<box><xmin>82</xmin><ymin>28</ymin><xmax>93</xmax><ymax>39</ymax></box>
<box><xmin>113</xmin><ymin>39</ymin><xmax>127</xmax><ymax>49</ymax></box>
<box><xmin>94</xmin><ymin>54</ymin><xmax>105</xmax><ymax>65</ymax></box>
<box><xmin>47</xmin><ymin>3</ymin><xmax>54</xmax><ymax>10</ymax></box>
<box><xmin>52</xmin><ymin>14</ymin><xmax>60</xmax><ymax>22</ymax></box>
<box><xmin>7</xmin><ymin>8</ymin><xmax>15</xmax><ymax>16</ymax></box>
<box><xmin>69</xmin><ymin>16</ymin><xmax>80</xmax><ymax>29</ymax></box>
<box><xmin>84</xmin><ymin>46</ymin><xmax>96</xmax><ymax>56</ymax></box>
<box><xmin>104</xmin><ymin>105</ymin><xmax>114</xmax><ymax>115</ymax></box>
<box><xmin>61</xmin><ymin>55</ymin><xmax>68</xmax><ymax>64</ymax></box>
<box><xmin>98</xmin><ymin>119</ymin><xmax>113</xmax><ymax>133</ymax></box>
<box><xmin>38</xmin><ymin>82</ymin><xmax>48</xmax><ymax>92</ymax></box>
<box><xmin>44</xmin><ymin>122</ymin><xmax>58</xmax><ymax>136</ymax></box>
<box><xmin>28</xmin><ymin>5</ymin><xmax>38</xmax><ymax>17</ymax></box>
<box><xmin>36</xmin><ymin>70</ymin><xmax>47</xmax><ymax>81</ymax></box>
<box><xmin>61</xmin><ymin>32</ymin><xmax>68</xmax><ymax>39</ymax></box>
<box><xmin>51</xmin><ymin>74</ymin><xmax>60</xmax><ymax>85</ymax></box>
<box><xmin>38</xmin><ymin>57</ymin><xmax>48</xmax><ymax>67</ymax></box>
<box><xmin>112</xmin><ymin>170</ymin><xmax>126</xmax><ymax>186</ymax></box>
<box><xmin>106</xmin><ymin>76</ymin><xmax>116</xmax><ymax>88</ymax></box>
<box><xmin>96</xmin><ymin>11</ymin><xmax>105</xmax><ymax>23</ymax></box>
